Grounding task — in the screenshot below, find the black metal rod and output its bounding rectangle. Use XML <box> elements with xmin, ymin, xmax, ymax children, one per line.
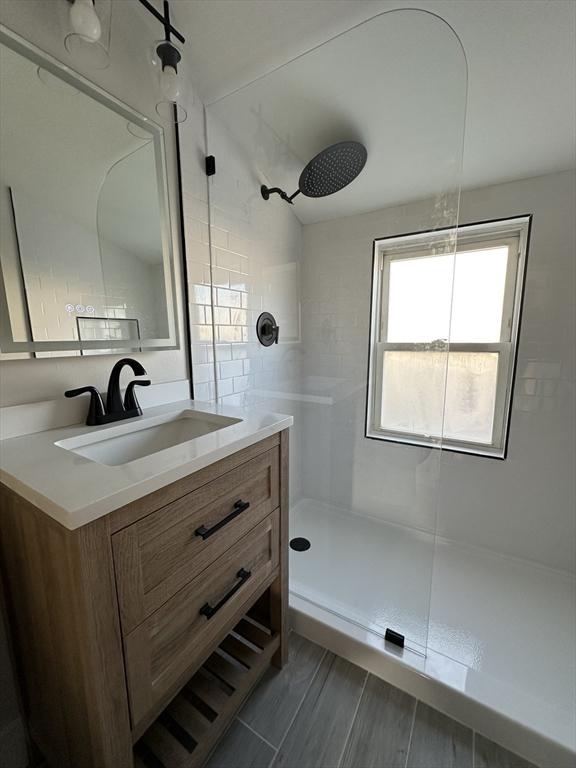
<box><xmin>163</xmin><ymin>0</ymin><xmax>170</xmax><ymax>41</ymax></box>
<box><xmin>136</xmin><ymin>0</ymin><xmax>186</xmax><ymax>44</ymax></box>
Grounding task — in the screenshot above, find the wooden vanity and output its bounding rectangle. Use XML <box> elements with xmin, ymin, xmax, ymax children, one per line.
<box><xmin>0</xmin><ymin>430</ymin><xmax>289</xmax><ymax>768</ymax></box>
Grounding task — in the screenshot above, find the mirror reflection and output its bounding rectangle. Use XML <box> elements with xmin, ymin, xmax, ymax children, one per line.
<box><xmin>0</xmin><ymin>36</ymin><xmax>174</xmax><ymax>356</ymax></box>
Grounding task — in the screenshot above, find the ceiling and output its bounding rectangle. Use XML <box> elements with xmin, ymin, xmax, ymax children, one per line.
<box><xmin>207</xmin><ymin>10</ymin><xmax>467</xmax><ymax>223</ymax></box>
<box><xmin>171</xmin><ymin>0</ymin><xmax>575</xmax><ymax>221</ymax></box>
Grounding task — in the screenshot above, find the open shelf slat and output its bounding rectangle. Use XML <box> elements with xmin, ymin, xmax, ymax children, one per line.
<box><xmin>135</xmin><ymin>615</ymin><xmax>279</xmax><ymax>768</ymax></box>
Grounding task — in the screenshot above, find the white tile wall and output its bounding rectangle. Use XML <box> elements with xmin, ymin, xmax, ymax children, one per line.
<box><xmin>300</xmin><ymin>170</ymin><xmax>576</xmax><ymax>573</ymax></box>
<box><xmin>182</xmin><ymin>107</ymin><xmax>304</xmax><ymax>499</ymax></box>
<box><xmin>184</xmin><ymin>99</ymin><xmax>574</xmax><ymax>576</ymax></box>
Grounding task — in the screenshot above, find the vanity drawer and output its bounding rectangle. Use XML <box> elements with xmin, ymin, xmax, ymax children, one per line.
<box><xmin>123</xmin><ymin>511</ymin><xmax>279</xmax><ymax>729</ymax></box>
<box><xmin>112</xmin><ymin>447</ymin><xmax>279</xmax><ymax>634</ymax></box>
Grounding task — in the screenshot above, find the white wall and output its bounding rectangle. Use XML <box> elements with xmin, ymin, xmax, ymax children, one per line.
<box><xmin>0</xmin><ymin>0</ymin><xmax>194</xmax><ymax>405</ymax></box>
<box><xmin>300</xmin><ymin>170</ymin><xmax>575</xmax><ymax>574</ymax></box>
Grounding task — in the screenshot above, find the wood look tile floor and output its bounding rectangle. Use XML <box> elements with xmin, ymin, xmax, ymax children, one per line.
<box><xmin>206</xmin><ymin>633</ymin><xmax>539</xmax><ymax>768</ymax></box>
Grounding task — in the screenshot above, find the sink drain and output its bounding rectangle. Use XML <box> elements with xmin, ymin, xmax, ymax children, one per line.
<box><xmin>290</xmin><ymin>537</ymin><xmax>311</xmax><ymax>552</ymax></box>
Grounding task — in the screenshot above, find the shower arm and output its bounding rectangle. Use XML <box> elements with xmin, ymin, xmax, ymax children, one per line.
<box><xmin>260</xmin><ymin>185</ymin><xmax>301</xmax><ymax>205</ymax></box>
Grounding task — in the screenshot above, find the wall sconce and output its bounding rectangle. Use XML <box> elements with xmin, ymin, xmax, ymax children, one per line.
<box><xmin>138</xmin><ymin>0</ymin><xmax>189</xmax><ymax>124</ymax></box>
<box><xmin>64</xmin><ymin>0</ymin><xmax>111</xmax><ymax>70</ymax></box>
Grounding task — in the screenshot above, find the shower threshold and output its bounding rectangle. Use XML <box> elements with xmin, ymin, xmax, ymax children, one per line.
<box><xmin>289</xmin><ymin>498</ymin><xmax>575</xmax><ymax>768</ymax></box>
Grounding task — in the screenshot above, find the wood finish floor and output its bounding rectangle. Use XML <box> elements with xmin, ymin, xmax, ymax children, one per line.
<box><xmin>206</xmin><ymin>632</ymin><xmax>538</xmax><ymax>768</ymax></box>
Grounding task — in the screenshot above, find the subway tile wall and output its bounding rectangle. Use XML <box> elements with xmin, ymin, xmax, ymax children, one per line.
<box><xmin>180</xmin><ymin>107</ymin><xmax>303</xmax><ymax>500</ymax></box>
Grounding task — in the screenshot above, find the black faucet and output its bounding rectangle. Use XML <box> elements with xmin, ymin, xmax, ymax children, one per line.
<box><xmin>65</xmin><ymin>358</ymin><xmax>151</xmax><ymax>426</ymax></box>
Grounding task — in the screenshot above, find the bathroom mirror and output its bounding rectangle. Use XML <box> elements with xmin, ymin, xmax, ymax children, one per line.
<box><xmin>0</xmin><ymin>28</ymin><xmax>179</xmax><ymax>358</ymax></box>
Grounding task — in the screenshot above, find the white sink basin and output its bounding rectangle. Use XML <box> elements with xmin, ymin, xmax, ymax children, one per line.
<box><xmin>55</xmin><ymin>409</ymin><xmax>242</xmax><ymax>466</ymax></box>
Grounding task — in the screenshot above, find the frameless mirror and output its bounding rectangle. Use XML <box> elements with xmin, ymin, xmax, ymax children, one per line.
<box><xmin>0</xmin><ymin>28</ymin><xmax>179</xmax><ymax>358</ymax></box>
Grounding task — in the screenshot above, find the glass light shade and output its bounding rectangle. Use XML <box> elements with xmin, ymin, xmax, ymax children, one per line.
<box><xmin>155</xmin><ymin>100</ymin><xmax>188</xmax><ymax>124</ymax></box>
<box><xmin>63</xmin><ymin>0</ymin><xmax>111</xmax><ymax>70</ymax></box>
<box><xmin>160</xmin><ymin>66</ymin><xmax>180</xmax><ymax>102</ymax></box>
<box><xmin>126</xmin><ymin>121</ymin><xmax>154</xmax><ymax>141</ymax></box>
<box><xmin>151</xmin><ymin>40</ymin><xmax>189</xmax><ymax>124</ymax></box>
<box><xmin>69</xmin><ymin>0</ymin><xmax>101</xmax><ymax>41</ymax></box>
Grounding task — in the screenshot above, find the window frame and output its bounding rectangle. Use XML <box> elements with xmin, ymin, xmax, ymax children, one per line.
<box><xmin>365</xmin><ymin>215</ymin><xmax>532</xmax><ymax>459</ymax></box>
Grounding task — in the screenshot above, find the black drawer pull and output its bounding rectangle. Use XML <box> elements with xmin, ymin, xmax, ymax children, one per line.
<box><xmin>195</xmin><ymin>500</ymin><xmax>251</xmax><ymax>540</ymax></box>
<box><xmin>199</xmin><ymin>568</ymin><xmax>252</xmax><ymax>620</ymax></box>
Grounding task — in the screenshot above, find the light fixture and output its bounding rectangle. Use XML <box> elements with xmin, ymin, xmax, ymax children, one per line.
<box><xmin>64</xmin><ymin>0</ymin><xmax>111</xmax><ymax>70</ymax></box>
<box><xmin>137</xmin><ymin>0</ymin><xmax>189</xmax><ymax>124</ymax></box>
<box><xmin>154</xmin><ymin>38</ymin><xmax>187</xmax><ymax>122</ymax></box>
<box><xmin>69</xmin><ymin>0</ymin><xmax>101</xmax><ymax>41</ymax></box>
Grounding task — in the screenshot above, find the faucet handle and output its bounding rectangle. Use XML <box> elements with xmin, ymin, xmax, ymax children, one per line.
<box><xmin>65</xmin><ymin>386</ymin><xmax>106</xmax><ymax>426</ymax></box>
<box><xmin>123</xmin><ymin>380</ymin><xmax>151</xmax><ymax>415</ymax></box>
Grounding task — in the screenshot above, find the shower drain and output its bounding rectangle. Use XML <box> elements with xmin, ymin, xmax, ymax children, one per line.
<box><xmin>290</xmin><ymin>537</ymin><xmax>311</xmax><ymax>552</ymax></box>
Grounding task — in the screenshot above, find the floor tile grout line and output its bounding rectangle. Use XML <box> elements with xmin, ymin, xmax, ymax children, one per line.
<box><xmin>235</xmin><ymin>715</ymin><xmax>279</xmax><ymax>754</ymax></box>
<box><xmin>271</xmin><ymin>647</ymin><xmax>330</xmax><ymax>763</ymax></box>
<box><xmin>404</xmin><ymin>698</ymin><xmax>418</xmax><ymax>768</ymax></box>
<box><xmin>336</xmin><ymin>668</ymin><xmax>369</xmax><ymax>768</ymax></box>
<box><xmin>235</xmin><ymin>633</ymin><xmax>321</xmax><ymax>758</ymax></box>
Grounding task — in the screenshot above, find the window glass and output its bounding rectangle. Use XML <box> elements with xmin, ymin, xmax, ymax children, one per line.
<box><xmin>387</xmin><ymin>255</ymin><xmax>452</xmax><ymax>342</ymax></box>
<box><xmin>449</xmin><ymin>246</ymin><xmax>509</xmax><ymax>342</ymax></box>
<box><xmin>386</xmin><ymin>245</ymin><xmax>509</xmax><ymax>344</ymax></box>
<box><xmin>380</xmin><ymin>350</ymin><xmax>498</xmax><ymax>443</ymax></box>
<box><xmin>368</xmin><ymin>217</ymin><xmax>529</xmax><ymax>456</ymax></box>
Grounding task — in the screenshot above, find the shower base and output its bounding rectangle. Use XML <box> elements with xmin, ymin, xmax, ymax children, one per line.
<box><xmin>289</xmin><ymin>498</ymin><xmax>576</xmax><ymax>767</ymax></box>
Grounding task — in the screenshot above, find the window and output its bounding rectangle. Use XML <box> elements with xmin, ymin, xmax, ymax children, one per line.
<box><xmin>366</xmin><ymin>216</ymin><xmax>531</xmax><ymax>458</ymax></box>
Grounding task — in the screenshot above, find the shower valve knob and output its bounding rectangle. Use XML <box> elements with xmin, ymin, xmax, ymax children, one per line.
<box><xmin>256</xmin><ymin>312</ymin><xmax>279</xmax><ymax>346</ymax></box>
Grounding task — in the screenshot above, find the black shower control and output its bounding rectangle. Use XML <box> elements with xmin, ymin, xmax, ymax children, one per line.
<box><xmin>256</xmin><ymin>312</ymin><xmax>279</xmax><ymax>346</ymax></box>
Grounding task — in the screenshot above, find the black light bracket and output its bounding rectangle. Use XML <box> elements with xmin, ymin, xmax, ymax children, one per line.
<box><xmin>156</xmin><ymin>39</ymin><xmax>181</xmax><ymax>72</ymax></box>
<box><xmin>261</xmin><ymin>185</ymin><xmax>300</xmax><ymax>205</ymax></box>
<box><xmin>136</xmin><ymin>0</ymin><xmax>185</xmax><ymax>44</ymax></box>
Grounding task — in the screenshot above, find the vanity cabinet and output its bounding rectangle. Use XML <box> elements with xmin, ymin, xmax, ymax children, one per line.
<box><xmin>0</xmin><ymin>431</ymin><xmax>289</xmax><ymax>768</ymax></box>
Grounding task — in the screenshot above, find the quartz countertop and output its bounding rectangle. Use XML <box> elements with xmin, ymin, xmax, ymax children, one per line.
<box><xmin>0</xmin><ymin>400</ymin><xmax>293</xmax><ymax>530</ymax></box>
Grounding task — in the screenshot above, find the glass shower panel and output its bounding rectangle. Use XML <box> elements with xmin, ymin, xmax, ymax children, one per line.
<box><xmin>205</xmin><ymin>10</ymin><xmax>467</xmax><ymax>654</ymax></box>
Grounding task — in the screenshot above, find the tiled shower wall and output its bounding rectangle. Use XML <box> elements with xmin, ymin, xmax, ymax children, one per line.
<box><xmin>182</xmin><ymin>153</ymin><xmax>574</xmax><ymax>575</ymax></box>
<box><xmin>180</xmin><ymin>107</ymin><xmax>303</xmax><ymax>500</ymax></box>
<box><xmin>181</xmin><ymin>90</ymin><xmax>575</xmax><ymax>576</ymax></box>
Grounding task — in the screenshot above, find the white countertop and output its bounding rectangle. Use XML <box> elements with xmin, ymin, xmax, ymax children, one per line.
<box><xmin>0</xmin><ymin>400</ymin><xmax>293</xmax><ymax>530</ymax></box>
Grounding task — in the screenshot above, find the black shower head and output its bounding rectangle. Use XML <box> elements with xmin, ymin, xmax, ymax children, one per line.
<box><xmin>299</xmin><ymin>141</ymin><xmax>367</xmax><ymax>198</ymax></box>
<box><xmin>261</xmin><ymin>140</ymin><xmax>367</xmax><ymax>205</ymax></box>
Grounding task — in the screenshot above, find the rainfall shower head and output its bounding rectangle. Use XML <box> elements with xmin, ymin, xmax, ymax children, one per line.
<box><xmin>299</xmin><ymin>141</ymin><xmax>367</xmax><ymax>197</ymax></box>
<box><xmin>261</xmin><ymin>141</ymin><xmax>367</xmax><ymax>205</ymax></box>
